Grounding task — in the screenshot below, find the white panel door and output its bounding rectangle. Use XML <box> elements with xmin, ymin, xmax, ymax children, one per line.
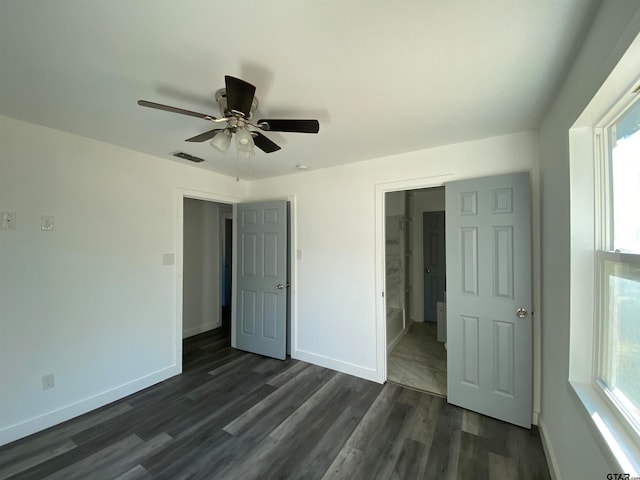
<box><xmin>235</xmin><ymin>201</ymin><xmax>288</xmax><ymax>360</ymax></box>
<box><xmin>445</xmin><ymin>172</ymin><xmax>532</xmax><ymax>428</ymax></box>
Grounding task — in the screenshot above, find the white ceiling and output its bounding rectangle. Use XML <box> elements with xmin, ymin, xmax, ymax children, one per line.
<box><xmin>0</xmin><ymin>0</ymin><xmax>597</xmax><ymax>180</ymax></box>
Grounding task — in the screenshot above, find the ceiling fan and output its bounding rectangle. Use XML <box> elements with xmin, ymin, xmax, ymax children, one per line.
<box><xmin>138</xmin><ymin>75</ymin><xmax>319</xmax><ymax>156</ymax></box>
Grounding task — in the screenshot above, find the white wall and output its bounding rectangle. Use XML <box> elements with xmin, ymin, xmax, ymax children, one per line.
<box><xmin>0</xmin><ymin>115</ymin><xmax>247</xmax><ymax>445</ymax></box>
<box><xmin>182</xmin><ymin>198</ymin><xmax>225</xmax><ymax>338</ymax></box>
<box><xmin>249</xmin><ymin>130</ymin><xmax>539</xmax><ymax>383</ymax></box>
<box><xmin>407</xmin><ymin>187</ymin><xmax>445</xmax><ymax>323</ymax></box>
<box><xmin>537</xmin><ymin>2</ymin><xmax>640</xmax><ymax>478</ymax></box>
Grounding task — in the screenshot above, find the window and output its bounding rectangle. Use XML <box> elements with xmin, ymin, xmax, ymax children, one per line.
<box><xmin>597</xmin><ymin>98</ymin><xmax>640</xmax><ymax>437</ymax></box>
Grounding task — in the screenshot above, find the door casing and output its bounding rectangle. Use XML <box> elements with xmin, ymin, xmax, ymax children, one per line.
<box><xmin>175</xmin><ymin>189</ymin><xmax>241</xmax><ymax>373</ymax></box>
<box><xmin>375</xmin><ymin>175</ymin><xmax>454</xmax><ymax>383</ymax></box>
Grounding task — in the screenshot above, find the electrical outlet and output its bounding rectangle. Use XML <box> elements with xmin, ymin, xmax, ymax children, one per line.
<box><xmin>42</xmin><ymin>373</ymin><xmax>54</xmax><ymax>390</ymax></box>
<box><xmin>162</xmin><ymin>253</ymin><xmax>175</xmax><ymax>265</ymax></box>
<box><xmin>1</xmin><ymin>212</ymin><xmax>16</xmax><ymax>230</ymax></box>
<box><xmin>41</xmin><ymin>215</ymin><xmax>54</xmax><ymax>231</ymax></box>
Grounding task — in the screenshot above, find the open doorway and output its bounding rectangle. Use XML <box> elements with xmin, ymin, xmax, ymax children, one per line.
<box><xmin>182</xmin><ymin>197</ymin><xmax>233</xmax><ymax>365</ymax></box>
<box><xmin>385</xmin><ymin>187</ymin><xmax>447</xmax><ymax>396</ymax></box>
<box><xmin>221</xmin><ymin>213</ymin><xmax>233</xmax><ymax>330</ymax></box>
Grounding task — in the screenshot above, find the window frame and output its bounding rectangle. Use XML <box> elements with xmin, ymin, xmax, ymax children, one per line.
<box><xmin>566</xmin><ymin>33</ymin><xmax>640</xmax><ymax>472</ymax></box>
<box><xmin>593</xmin><ymin>96</ymin><xmax>640</xmax><ymax>449</ymax></box>
<box><xmin>596</xmin><ymin>252</ymin><xmax>640</xmax><ymax>440</ymax></box>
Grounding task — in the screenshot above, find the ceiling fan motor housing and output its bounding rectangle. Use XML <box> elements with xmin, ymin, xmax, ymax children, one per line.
<box><xmin>215</xmin><ymin>88</ymin><xmax>259</xmax><ymax>119</ymax></box>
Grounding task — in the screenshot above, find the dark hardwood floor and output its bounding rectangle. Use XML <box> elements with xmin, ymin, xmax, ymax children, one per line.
<box><xmin>0</xmin><ymin>326</ymin><xmax>550</xmax><ymax>479</ymax></box>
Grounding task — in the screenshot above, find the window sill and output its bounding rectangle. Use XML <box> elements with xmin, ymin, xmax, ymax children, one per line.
<box><xmin>569</xmin><ymin>380</ymin><xmax>640</xmax><ymax>475</ymax></box>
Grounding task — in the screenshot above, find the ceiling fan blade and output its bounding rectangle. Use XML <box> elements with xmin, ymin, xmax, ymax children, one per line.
<box><xmin>252</xmin><ymin>131</ymin><xmax>281</xmax><ymax>153</ymax></box>
<box><xmin>185</xmin><ymin>128</ymin><xmax>224</xmax><ymax>142</ymax></box>
<box><xmin>258</xmin><ymin>119</ymin><xmax>319</xmax><ymax>134</ymax></box>
<box><xmin>137</xmin><ymin>100</ymin><xmax>217</xmax><ymax>121</ymax></box>
<box><xmin>225</xmin><ymin>76</ymin><xmax>256</xmax><ymax>117</ymax></box>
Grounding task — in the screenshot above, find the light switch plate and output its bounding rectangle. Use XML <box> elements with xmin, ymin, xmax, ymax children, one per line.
<box><xmin>1</xmin><ymin>212</ymin><xmax>16</xmax><ymax>230</ymax></box>
<box><xmin>162</xmin><ymin>253</ymin><xmax>175</xmax><ymax>265</ymax></box>
<box><xmin>41</xmin><ymin>216</ymin><xmax>54</xmax><ymax>231</ymax></box>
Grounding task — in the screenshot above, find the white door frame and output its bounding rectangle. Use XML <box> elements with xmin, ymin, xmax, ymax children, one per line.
<box><xmin>374</xmin><ymin>174</ymin><xmax>454</xmax><ymax>383</ymax></box>
<box><xmin>175</xmin><ymin>188</ymin><xmax>242</xmax><ymax>373</ymax></box>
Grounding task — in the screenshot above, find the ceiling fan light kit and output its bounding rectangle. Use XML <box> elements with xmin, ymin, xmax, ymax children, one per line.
<box><xmin>235</xmin><ymin>126</ymin><xmax>255</xmax><ymax>157</ymax></box>
<box><xmin>209</xmin><ymin>128</ymin><xmax>232</xmax><ymax>153</ymax></box>
<box><xmin>138</xmin><ymin>75</ymin><xmax>320</xmax><ymax>160</ymax></box>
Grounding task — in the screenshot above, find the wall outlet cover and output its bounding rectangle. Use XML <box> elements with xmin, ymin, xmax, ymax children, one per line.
<box><xmin>41</xmin><ymin>216</ymin><xmax>54</xmax><ymax>231</ymax></box>
<box><xmin>1</xmin><ymin>212</ymin><xmax>16</xmax><ymax>230</ymax></box>
<box><xmin>162</xmin><ymin>253</ymin><xmax>175</xmax><ymax>266</ymax></box>
<box><xmin>42</xmin><ymin>373</ymin><xmax>54</xmax><ymax>390</ymax></box>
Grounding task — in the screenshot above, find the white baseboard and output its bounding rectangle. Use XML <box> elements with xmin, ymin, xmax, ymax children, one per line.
<box><xmin>538</xmin><ymin>417</ymin><xmax>561</xmax><ymax>480</ymax></box>
<box><xmin>183</xmin><ymin>320</ymin><xmax>221</xmax><ymax>339</ymax></box>
<box><xmin>387</xmin><ymin>328</ymin><xmax>407</xmax><ymax>354</ymax></box>
<box><xmin>292</xmin><ymin>349</ymin><xmax>378</xmax><ymax>383</ymax></box>
<box><xmin>0</xmin><ymin>365</ymin><xmax>180</xmax><ymax>447</ymax></box>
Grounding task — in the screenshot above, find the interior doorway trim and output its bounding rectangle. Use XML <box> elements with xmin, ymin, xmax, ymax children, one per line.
<box><xmin>374</xmin><ymin>174</ymin><xmax>454</xmax><ymax>383</ymax></box>
<box><xmin>175</xmin><ymin>188</ymin><xmax>242</xmax><ymax>374</ymax></box>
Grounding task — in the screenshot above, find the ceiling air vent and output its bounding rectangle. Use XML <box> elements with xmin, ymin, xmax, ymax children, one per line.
<box><xmin>172</xmin><ymin>151</ymin><xmax>204</xmax><ymax>163</ymax></box>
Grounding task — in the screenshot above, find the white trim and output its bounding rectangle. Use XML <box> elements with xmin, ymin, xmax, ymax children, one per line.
<box><xmin>538</xmin><ymin>416</ymin><xmax>562</xmax><ymax>480</ymax></box>
<box><xmin>0</xmin><ymin>365</ymin><xmax>179</xmax><ymax>446</ymax></box>
<box><xmin>568</xmin><ymin>127</ymin><xmax>597</xmax><ymax>384</ymax></box>
<box><xmin>387</xmin><ymin>328</ymin><xmax>407</xmax><ymax>355</ymax></box>
<box><xmin>288</xmin><ymin>196</ymin><xmax>297</xmax><ymax>356</ymax></box>
<box><xmin>532</xmin><ymin>410</ymin><xmax>540</xmax><ymax>426</ymax></box>
<box><xmin>231</xmin><ymin>202</ymin><xmax>237</xmax><ymax>349</ymax></box>
<box><xmin>374</xmin><ymin>174</ymin><xmax>454</xmax><ymax>383</ymax></box>
<box><xmin>176</xmin><ymin>188</ymin><xmax>242</xmax><ymax>371</ymax></box>
<box><xmin>292</xmin><ymin>349</ymin><xmax>379</xmax><ymax>383</ymax></box>
<box><xmin>569</xmin><ymin>381</ymin><xmax>640</xmax><ymax>475</ymax></box>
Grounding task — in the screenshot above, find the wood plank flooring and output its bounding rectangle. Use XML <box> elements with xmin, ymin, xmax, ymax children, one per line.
<box><xmin>0</xmin><ymin>327</ymin><xmax>551</xmax><ymax>479</ymax></box>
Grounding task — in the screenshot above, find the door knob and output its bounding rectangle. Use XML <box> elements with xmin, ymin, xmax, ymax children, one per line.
<box><xmin>516</xmin><ymin>308</ymin><xmax>528</xmax><ymax>318</ymax></box>
<box><xmin>276</xmin><ymin>283</ymin><xmax>290</xmax><ymax>290</ymax></box>
<box><xmin>425</xmin><ymin>268</ymin><xmax>431</xmax><ymax>273</ymax></box>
